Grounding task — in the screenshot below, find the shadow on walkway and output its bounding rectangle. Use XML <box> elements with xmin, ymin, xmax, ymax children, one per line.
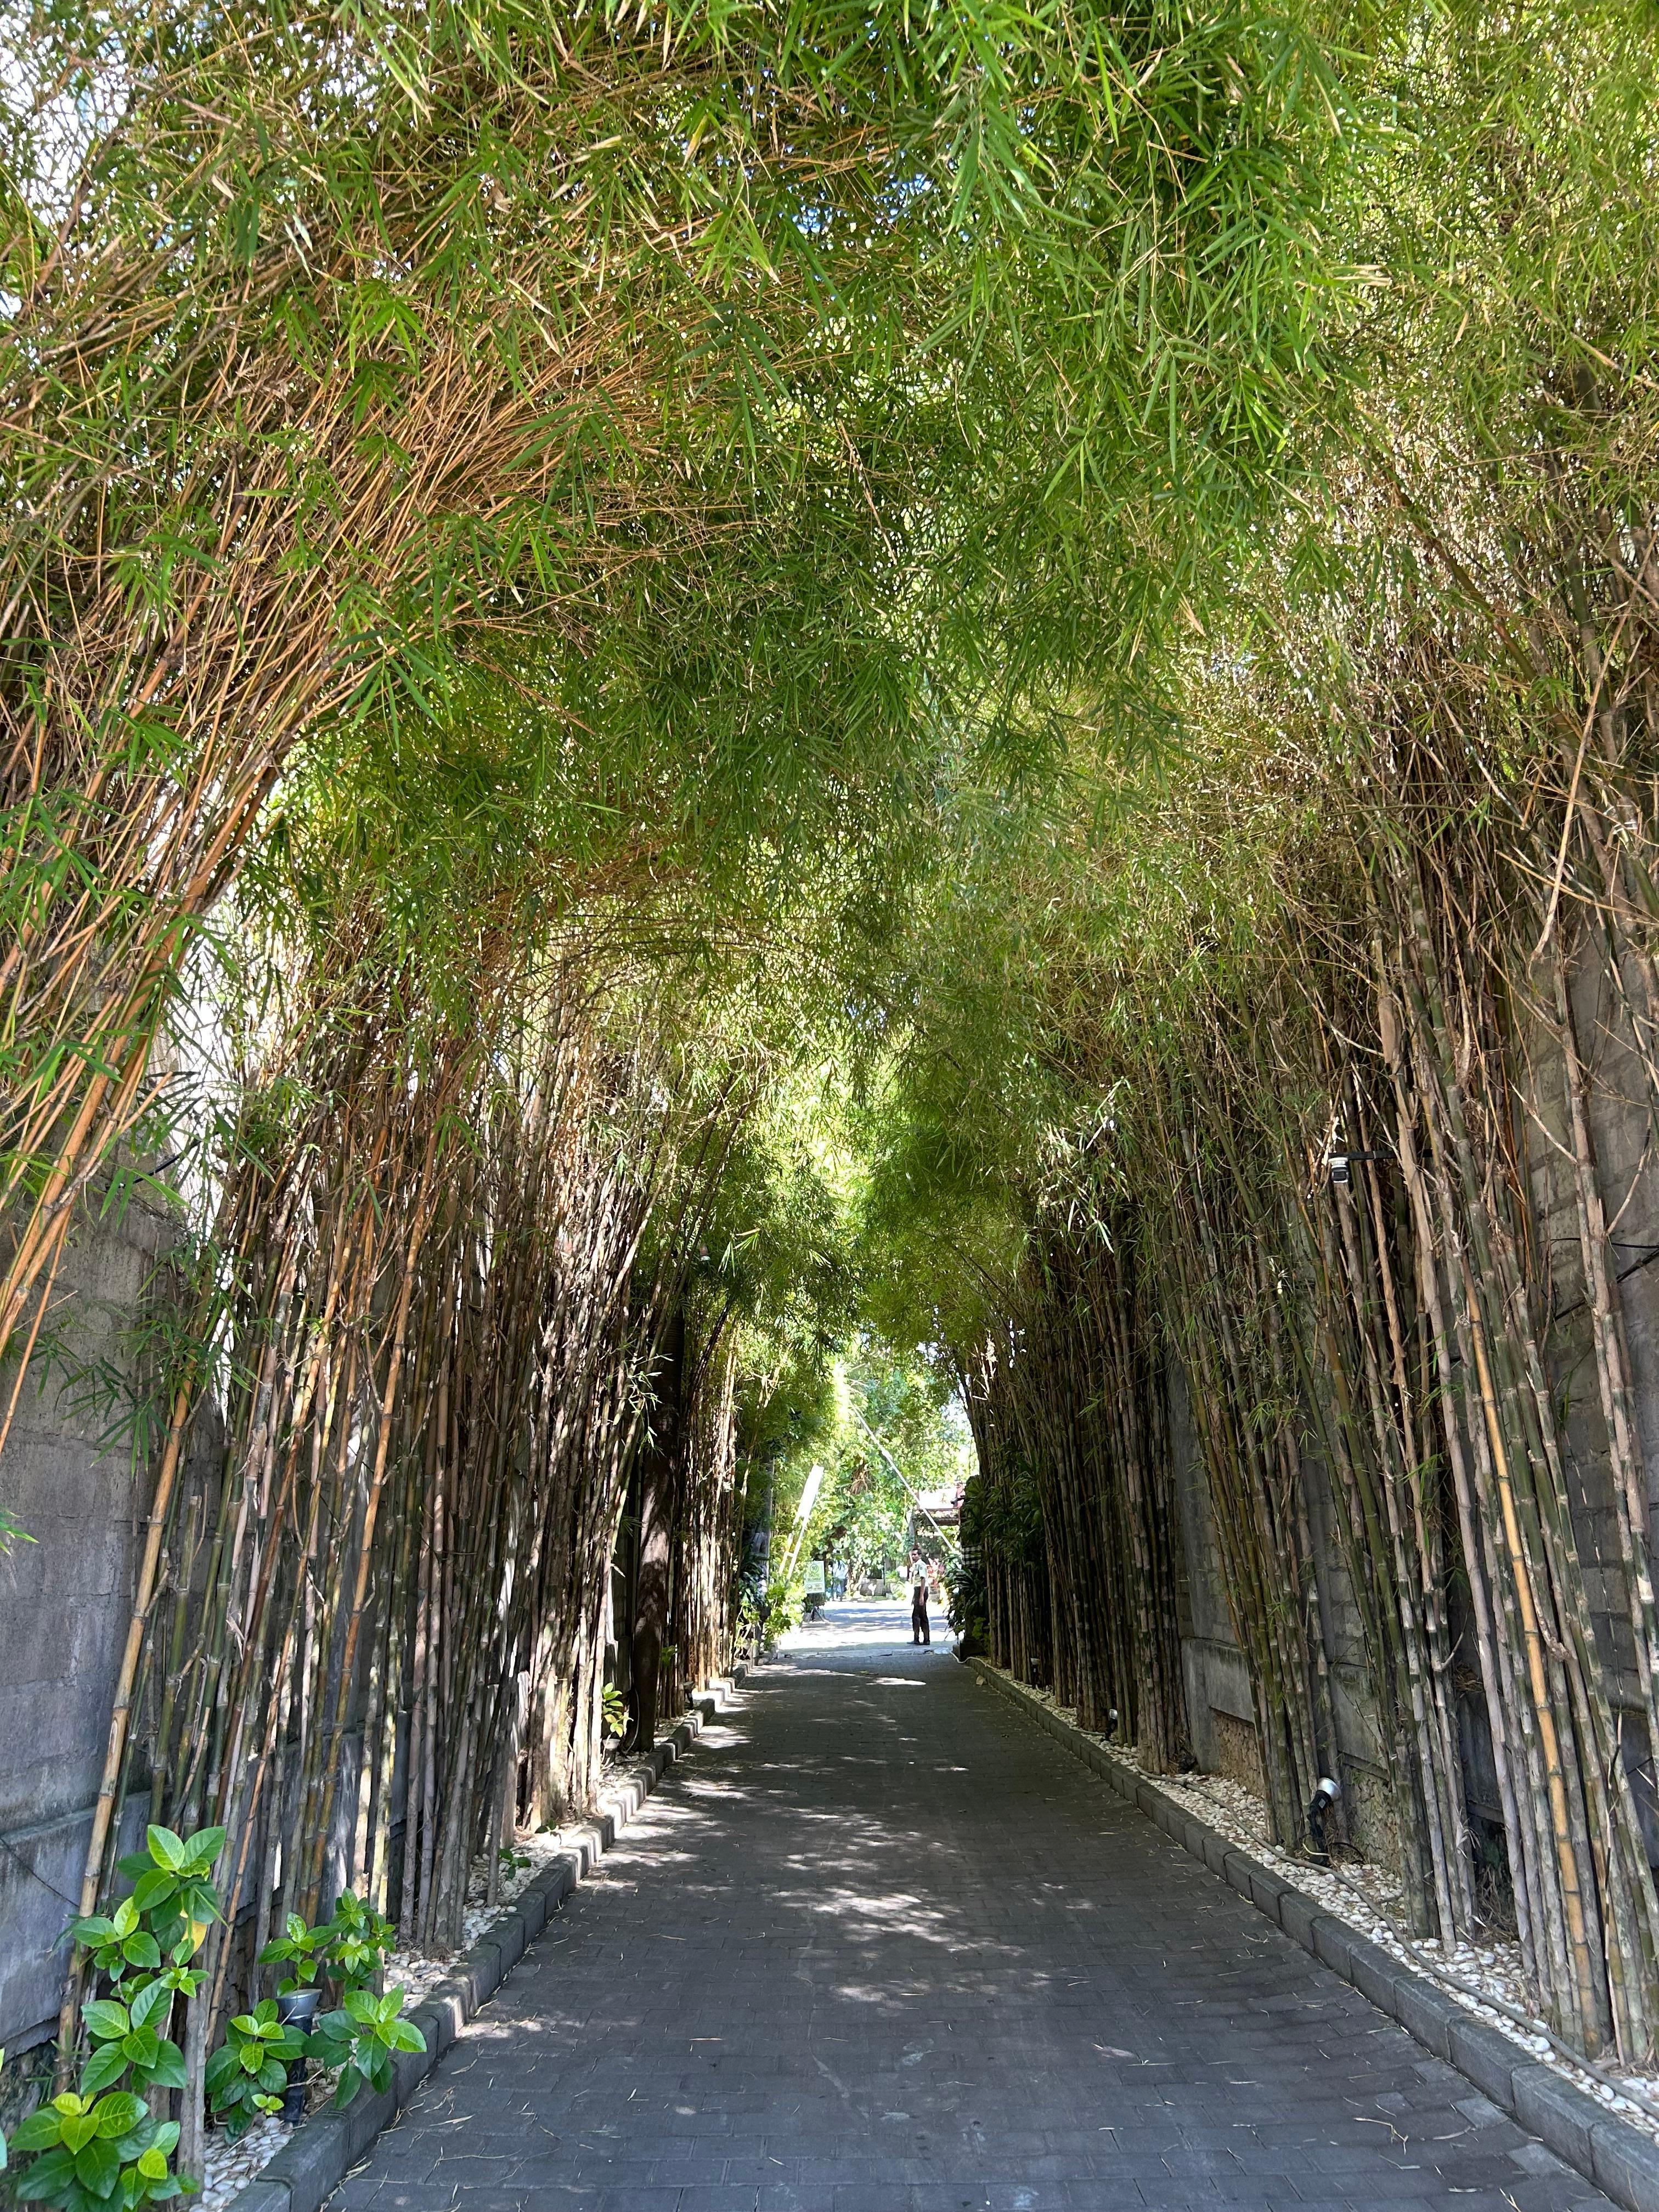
<box><xmin>334</xmin><ymin>1600</ymin><xmax>1611</xmax><ymax>2211</ymax></box>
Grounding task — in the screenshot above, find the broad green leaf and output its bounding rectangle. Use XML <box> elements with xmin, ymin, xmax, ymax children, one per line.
<box><xmin>77</xmin><ymin>2047</ymin><xmax>128</xmax><ymax>2098</ymax></box>
<box><xmin>10</xmin><ymin>2112</ymin><xmax>65</xmax><ymax>2154</ymax></box>
<box><xmin>132</xmin><ymin>1870</ymin><xmax>177</xmax><ymax>1915</ymax></box>
<box><xmin>148</xmin><ymin>2045</ymin><xmax>187</xmax><ymax>2092</ymax></box>
<box><xmin>93</xmin><ymin>2095</ymin><xmax>144</xmax><ymax>2139</ymax></box>
<box><xmin>128</xmin><ymin>1982</ymin><xmax>171</xmax><ymax>2031</ymax></box>
<box><xmin>73</xmin><ymin>2132</ymin><xmax>121</xmax><ymax>2197</ymax></box>
<box><xmin>14</xmin><ymin>2144</ymin><xmax>76</xmax><ymax>2198</ymax></box>
<box><xmin>179</xmin><ymin>1828</ymin><xmax>226</xmax><ymax>1872</ymax></box>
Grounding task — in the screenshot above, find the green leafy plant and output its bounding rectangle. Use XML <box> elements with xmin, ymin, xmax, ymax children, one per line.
<box><xmin>79</xmin><ymin>1982</ymin><xmax>189</xmax><ymax>2099</ymax></box>
<box><xmin>110</xmin><ymin>1827</ymin><xmax>225</xmax><ymax>1967</ymax></box>
<box><xmin>257</xmin><ymin>1891</ymin><xmax>394</xmax><ymax>2001</ymax></box>
<box><xmin>204</xmin><ymin>2004</ymin><xmax>304</xmax><ymax>2139</ymax></box>
<box><xmin>306</xmin><ymin>1992</ymin><xmax>425</xmax><ymax>2108</ymax></box>
<box><xmin>319</xmin><ymin>1892</ymin><xmax>394</xmax><ymax>1998</ymax></box>
<box><xmin>763</xmin><ymin>1583</ymin><xmax>800</xmax><ymax>1641</ymax></box>
<box><xmin>600</xmin><ymin>1684</ymin><xmax>627</xmax><ymax>1742</ymax></box>
<box><xmin>496</xmin><ymin>1844</ymin><xmax>531</xmax><ymax>1880</ymax></box>
<box><xmin>8</xmin><ymin>2090</ymin><xmax>187</xmax><ymax>2212</ymax></box>
<box><xmin>69</xmin><ymin>1826</ymin><xmax>224</xmax><ymax>2020</ymax></box>
<box><xmin>257</xmin><ymin>1915</ymin><xmax>331</xmax><ymax>1995</ymax></box>
<box><xmin>66</xmin><ymin>1899</ymin><xmax>161</xmax><ymax>1988</ymax></box>
<box><xmin>45</xmin><ymin>1825</ymin><xmax>223</xmax><ymax>2208</ymax></box>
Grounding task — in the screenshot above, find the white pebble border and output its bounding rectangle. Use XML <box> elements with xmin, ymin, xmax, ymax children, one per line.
<box><xmin>200</xmin><ymin>2115</ymin><xmax>291</xmax><ymax>2211</ymax></box>
<box><xmin>1017</xmin><ymin>1679</ymin><xmax>1659</xmax><ymax>2145</ymax></box>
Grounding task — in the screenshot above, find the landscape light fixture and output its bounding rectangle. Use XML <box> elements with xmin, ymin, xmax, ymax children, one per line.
<box><xmin>1328</xmin><ymin>1147</ymin><xmax>1382</xmax><ymax>1188</ymax></box>
<box><xmin>1104</xmin><ymin>1707</ymin><xmax>1119</xmax><ymax>1739</ymax></box>
<box><xmin>1306</xmin><ymin>1774</ymin><xmax>1342</xmax><ymax>1861</ymax></box>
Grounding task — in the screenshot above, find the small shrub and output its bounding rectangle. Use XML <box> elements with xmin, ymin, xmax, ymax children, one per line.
<box><xmin>79</xmin><ymin>1983</ymin><xmax>188</xmax><ymax>2100</ymax></box>
<box><xmin>256</xmin><ymin>1916</ymin><xmax>331</xmax><ymax>1995</ymax></box>
<box><xmin>8</xmin><ymin>2091</ymin><xmax>187</xmax><ymax>2212</ymax></box>
<box><xmin>205</xmin><ymin>2005</ymin><xmax>304</xmax><ymax>2138</ymax></box>
<box><xmin>318</xmin><ymin>1894</ymin><xmax>394</xmax><ymax>1999</ymax></box>
<box><xmin>20</xmin><ymin>1825</ymin><xmax>225</xmax><ymax>2212</ymax></box>
<box><xmin>306</xmin><ymin>1993</ymin><xmax>425</xmax><ymax>2108</ymax></box>
<box><xmin>109</xmin><ymin>1827</ymin><xmax>225</xmax><ymax>1970</ymax></box>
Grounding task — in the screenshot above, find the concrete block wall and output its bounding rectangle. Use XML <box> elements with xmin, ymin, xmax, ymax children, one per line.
<box><xmin>1165</xmin><ymin>1352</ymin><xmax>1395</xmax><ymax>1859</ymax></box>
<box><xmin>1160</xmin><ymin>947</ymin><xmax>1659</xmax><ymax>1891</ymax></box>
<box><xmin>1166</xmin><ymin>1358</ymin><xmax>1258</xmax><ymax>1778</ymax></box>
<box><xmin>0</xmin><ymin>1193</ymin><xmax>187</xmax><ymax>2059</ymax></box>
<box><xmin>1524</xmin><ymin>958</ymin><xmax>1659</xmax><ymax>1869</ymax></box>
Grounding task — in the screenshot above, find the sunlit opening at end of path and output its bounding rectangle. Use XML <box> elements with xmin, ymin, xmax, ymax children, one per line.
<box><xmin>776</xmin><ymin>1595</ymin><xmax>953</xmax><ymax>1662</ymax></box>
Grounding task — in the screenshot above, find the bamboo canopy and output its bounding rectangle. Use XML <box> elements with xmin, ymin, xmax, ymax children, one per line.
<box><xmin>8</xmin><ymin>0</ymin><xmax>1659</xmax><ymax>2174</ymax></box>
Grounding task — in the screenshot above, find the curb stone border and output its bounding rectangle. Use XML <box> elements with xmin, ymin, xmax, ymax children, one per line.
<box><xmin>223</xmin><ymin>1666</ymin><xmax>753</xmax><ymax>2212</ymax></box>
<box><xmin>969</xmin><ymin>1656</ymin><xmax>1659</xmax><ymax>2212</ymax></box>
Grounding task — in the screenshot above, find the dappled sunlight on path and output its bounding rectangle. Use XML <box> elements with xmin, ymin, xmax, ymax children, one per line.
<box><xmin>329</xmin><ymin>1605</ymin><xmax>1612</xmax><ymax>2212</ymax></box>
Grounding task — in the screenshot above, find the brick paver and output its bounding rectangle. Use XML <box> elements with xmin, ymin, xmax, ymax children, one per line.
<box><xmin>335</xmin><ymin>1602</ymin><xmax>1613</xmax><ymax>2211</ymax></box>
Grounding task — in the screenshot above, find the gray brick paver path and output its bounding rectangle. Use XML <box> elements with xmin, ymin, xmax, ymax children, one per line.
<box><xmin>336</xmin><ymin>1604</ymin><xmax>1611</xmax><ymax>2212</ymax></box>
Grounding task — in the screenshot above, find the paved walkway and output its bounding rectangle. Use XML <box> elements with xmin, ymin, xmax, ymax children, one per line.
<box><xmin>337</xmin><ymin>1602</ymin><xmax>1613</xmax><ymax>2211</ymax></box>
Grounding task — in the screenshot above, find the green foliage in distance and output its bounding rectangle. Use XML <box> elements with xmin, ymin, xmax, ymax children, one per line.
<box><xmin>757</xmin><ymin>1341</ymin><xmax>970</xmax><ymax>1594</ymax></box>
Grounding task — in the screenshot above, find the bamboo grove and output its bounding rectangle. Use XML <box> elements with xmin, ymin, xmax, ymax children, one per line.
<box><xmin>5</xmin><ymin>0</ymin><xmax>1335</xmax><ymax>2148</ymax></box>
<box><xmin>8</xmin><ymin>0</ymin><xmax>1659</xmax><ymax>2171</ymax></box>
<box><xmin>944</xmin><ymin>575</ymin><xmax>1659</xmax><ymax>2061</ymax></box>
<box><xmin>44</xmin><ymin>870</ymin><xmax>784</xmax><ymax>2154</ymax></box>
<box><xmin>855</xmin><ymin>1</ymin><xmax>1659</xmax><ymax>2071</ymax></box>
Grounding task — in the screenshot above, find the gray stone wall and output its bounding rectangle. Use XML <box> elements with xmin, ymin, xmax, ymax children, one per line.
<box><xmin>1161</xmin><ymin>948</ymin><xmax>1659</xmax><ymax>1886</ymax></box>
<box><xmin>1166</xmin><ymin>1352</ymin><xmax>1390</xmax><ymax>1826</ymax></box>
<box><xmin>1166</xmin><ymin>1357</ymin><xmax>1257</xmax><ymax>1776</ymax></box>
<box><xmin>1526</xmin><ymin>958</ymin><xmax>1659</xmax><ymax>1869</ymax></box>
<box><xmin>1297</xmin><ymin>1436</ymin><xmax>1405</xmax><ymax>1863</ymax></box>
<box><xmin>0</xmin><ymin>1195</ymin><xmax>176</xmax><ymax>2057</ymax></box>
